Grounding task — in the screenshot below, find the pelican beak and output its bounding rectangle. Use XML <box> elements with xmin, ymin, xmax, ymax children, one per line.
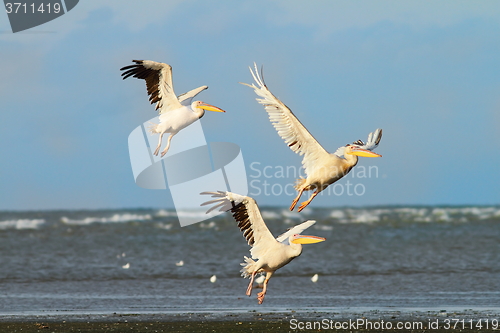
<box><xmin>347</xmin><ymin>147</ymin><xmax>382</xmax><ymax>158</ymax></box>
<box><xmin>196</xmin><ymin>102</ymin><xmax>226</xmax><ymax>113</ymax></box>
<box><xmin>291</xmin><ymin>235</ymin><xmax>326</xmax><ymax>244</ymax></box>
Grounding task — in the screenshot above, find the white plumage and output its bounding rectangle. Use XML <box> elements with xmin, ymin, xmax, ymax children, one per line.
<box><xmin>201</xmin><ymin>191</ymin><xmax>325</xmax><ymax>304</ymax></box>
<box><xmin>120</xmin><ymin>60</ymin><xmax>225</xmax><ymax>157</ymax></box>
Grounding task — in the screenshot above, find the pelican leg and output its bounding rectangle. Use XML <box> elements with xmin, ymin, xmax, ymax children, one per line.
<box><xmin>257</xmin><ymin>273</ymin><xmax>272</xmax><ymax>305</ymax></box>
<box><xmin>297</xmin><ymin>190</ymin><xmax>319</xmax><ymax>212</ymax></box>
<box><xmin>154</xmin><ymin>133</ymin><xmax>164</xmax><ymax>156</ymax></box>
<box><xmin>290</xmin><ymin>187</ymin><xmax>305</xmax><ymax>211</ymax></box>
<box><xmin>246</xmin><ymin>271</ymin><xmax>257</xmax><ymax>296</ymax></box>
<box><xmin>160</xmin><ymin>134</ymin><xmax>174</xmax><ymax>157</ymax></box>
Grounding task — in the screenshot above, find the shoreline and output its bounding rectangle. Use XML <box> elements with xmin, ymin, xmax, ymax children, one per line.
<box><xmin>1</xmin><ymin>308</ymin><xmax>499</xmax><ymax>332</ymax></box>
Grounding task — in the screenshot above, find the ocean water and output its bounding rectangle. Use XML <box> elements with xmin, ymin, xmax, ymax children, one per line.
<box><xmin>0</xmin><ymin>206</ymin><xmax>499</xmax><ymax>316</ymax></box>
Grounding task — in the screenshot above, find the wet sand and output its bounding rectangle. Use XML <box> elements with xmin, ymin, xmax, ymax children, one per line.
<box><xmin>1</xmin><ymin>309</ymin><xmax>497</xmax><ymax>332</ymax></box>
<box><xmin>0</xmin><ymin>320</ymin><xmax>288</xmax><ymax>333</ymax></box>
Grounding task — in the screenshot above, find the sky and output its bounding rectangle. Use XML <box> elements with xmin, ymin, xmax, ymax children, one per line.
<box><xmin>1</xmin><ymin>0</ymin><xmax>499</xmax><ymax>210</ymax></box>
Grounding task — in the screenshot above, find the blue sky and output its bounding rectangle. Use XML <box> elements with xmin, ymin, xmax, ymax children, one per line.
<box><xmin>1</xmin><ymin>1</ymin><xmax>499</xmax><ymax>210</ymax></box>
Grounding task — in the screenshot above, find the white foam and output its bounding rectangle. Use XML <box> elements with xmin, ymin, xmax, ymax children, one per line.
<box><xmin>61</xmin><ymin>213</ymin><xmax>151</xmax><ymax>225</ymax></box>
<box><xmin>261</xmin><ymin>210</ymin><xmax>280</xmax><ymax>219</ymax></box>
<box><xmin>0</xmin><ymin>219</ymin><xmax>45</xmax><ymax>230</ymax></box>
<box><xmin>330</xmin><ymin>210</ymin><xmax>345</xmax><ymax>220</ymax></box>
<box><xmin>156</xmin><ymin>222</ymin><xmax>173</xmax><ymax>230</ymax></box>
<box><xmin>464</xmin><ymin>207</ymin><xmax>498</xmax><ymax>220</ymax></box>
<box><xmin>414</xmin><ymin>216</ymin><xmax>432</xmax><ymax>222</ymax></box>
<box><xmin>315</xmin><ymin>224</ymin><xmax>333</xmax><ymax>231</ymax></box>
<box><xmin>199</xmin><ymin>221</ymin><xmax>217</xmax><ymax>229</ymax></box>
<box><xmin>176</xmin><ymin>210</ymin><xmax>211</xmax><ymax>219</ymax></box>
<box><xmin>280</xmin><ymin>209</ymin><xmax>302</xmax><ymax>219</ymax></box>
<box><xmin>352</xmin><ymin>211</ymin><xmax>380</xmax><ymax>223</ymax></box>
<box><xmin>431</xmin><ymin>208</ymin><xmax>451</xmax><ymax>221</ymax></box>
<box><xmin>155</xmin><ymin>209</ymin><xmax>175</xmax><ymax>217</ymax></box>
<box><xmin>425</xmin><ymin>207</ymin><xmax>500</xmax><ymax>221</ymax></box>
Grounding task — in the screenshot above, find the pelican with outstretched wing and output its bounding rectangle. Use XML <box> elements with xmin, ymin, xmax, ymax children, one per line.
<box><xmin>201</xmin><ymin>191</ymin><xmax>325</xmax><ymax>304</ymax></box>
<box><xmin>120</xmin><ymin>60</ymin><xmax>225</xmax><ymax>156</ymax></box>
<box><xmin>242</xmin><ymin>64</ymin><xmax>382</xmax><ymax>212</ymax></box>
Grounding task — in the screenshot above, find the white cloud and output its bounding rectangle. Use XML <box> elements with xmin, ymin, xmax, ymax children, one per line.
<box><xmin>3</xmin><ymin>0</ymin><xmax>500</xmax><ymax>43</ymax></box>
<box><xmin>272</xmin><ymin>0</ymin><xmax>500</xmax><ymax>37</ymax></box>
<box><xmin>78</xmin><ymin>0</ymin><xmax>185</xmax><ymax>31</ymax></box>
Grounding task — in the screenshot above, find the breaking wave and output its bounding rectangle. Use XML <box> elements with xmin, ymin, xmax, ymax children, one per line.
<box><xmin>61</xmin><ymin>213</ymin><xmax>152</xmax><ymax>225</ymax></box>
<box><xmin>0</xmin><ymin>219</ymin><xmax>45</xmax><ymax>230</ymax></box>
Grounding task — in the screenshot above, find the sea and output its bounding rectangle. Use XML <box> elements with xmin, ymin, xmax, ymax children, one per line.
<box><xmin>1</xmin><ymin>205</ymin><xmax>499</xmax><ymax>318</ymax></box>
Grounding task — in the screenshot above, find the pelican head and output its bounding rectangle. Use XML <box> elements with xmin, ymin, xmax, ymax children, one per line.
<box><xmin>290</xmin><ymin>234</ymin><xmax>326</xmax><ymax>244</ymax></box>
<box><xmin>345</xmin><ymin>145</ymin><xmax>382</xmax><ymax>158</ymax></box>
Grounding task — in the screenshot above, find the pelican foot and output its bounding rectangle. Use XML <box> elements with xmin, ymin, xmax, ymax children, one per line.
<box><xmin>257</xmin><ymin>291</ymin><xmax>266</xmax><ymax>304</ymax></box>
<box><xmin>160</xmin><ymin>144</ymin><xmax>171</xmax><ymax>157</ymax></box>
<box><xmin>154</xmin><ymin>146</ymin><xmax>161</xmax><ymax>156</ymax></box>
<box><xmin>297</xmin><ymin>201</ymin><xmax>309</xmax><ymax>212</ymax></box>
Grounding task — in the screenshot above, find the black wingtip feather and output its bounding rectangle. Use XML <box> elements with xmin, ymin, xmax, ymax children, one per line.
<box><xmin>375</xmin><ymin>129</ymin><xmax>383</xmax><ymax>145</ymax></box>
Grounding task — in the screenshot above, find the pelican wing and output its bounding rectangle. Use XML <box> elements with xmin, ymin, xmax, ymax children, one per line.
<box><xmin>242</xmin><ymin>63</ymin><xmax>330</xmax><ymax>176</ymax></box>
<box><xmin>275</xmin><ymin>220</ymin><xmax>316</xmax><ymax>245</ymax></box>
<box><xmin>201</xmin><ymin>191</ymin><xmax>277</xmax><ymax>254</ymax></box>
<box><xmin>120</xmin><ymin>60</ymin><xmax>182</xmax><ymax>114</ymax></box>
<box><xmin>178</xmin><ymin>85</ymin><xmax>208</xmax><ymax>106</ymax></box>
<box><xmin>334</xmin><ymin>128</ymin><xmax>383</xmax><ymax>157</ymax></box>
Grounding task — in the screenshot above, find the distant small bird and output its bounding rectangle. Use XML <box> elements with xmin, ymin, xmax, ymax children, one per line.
<box><xmin>120</xmin><ymin>60</ymin><xmax>226</xmax><ymax>157</ymax></box>
<box><xmin>210</xmin><ymin>275</ymin><xmax>217</xmax><ymax>283</ymax></box>
<box><xmin>122</xmin><ymin>263</ymin><xmax>130</xmax><ymax>269</ymax></box>
<box><xmin>311</xmin><ymin>273</ymin><xmax>319</xmax><ymax>283</ymax></box>
<box><xmin>176</xmin><ymin>260</ymin><xmax>184</xmax><ymax>267</ymax></box>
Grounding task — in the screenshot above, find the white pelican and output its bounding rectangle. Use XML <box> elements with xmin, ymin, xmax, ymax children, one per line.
<box><xmin>242</xmin><ymin>64</ymin><xmax>383</xmax><ymax>212</ymax></box>
<box><xmin>201</xmin><ymin>191</ymin><xmax>325</xmax><ymax>304</ymax></box>
<box><xmin>120</xmin><ymin>60</ymin><xmax>225</xmax><ymax>156</ymax></box>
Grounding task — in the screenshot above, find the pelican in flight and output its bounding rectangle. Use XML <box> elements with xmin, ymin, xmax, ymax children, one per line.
<box><xmin>242</xmin><ymin>64</ymin><xmax>383</xmax><ymax>212</ymax></box>
<box><xmin>201</xmin><ymin>191</ymin><xmax>325</xmax><ymax>304</ymax></box>
<box><xmin>120</xmin><ymin>60</ymin><xmax>225</xmax><ymax>157</ymax></box>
